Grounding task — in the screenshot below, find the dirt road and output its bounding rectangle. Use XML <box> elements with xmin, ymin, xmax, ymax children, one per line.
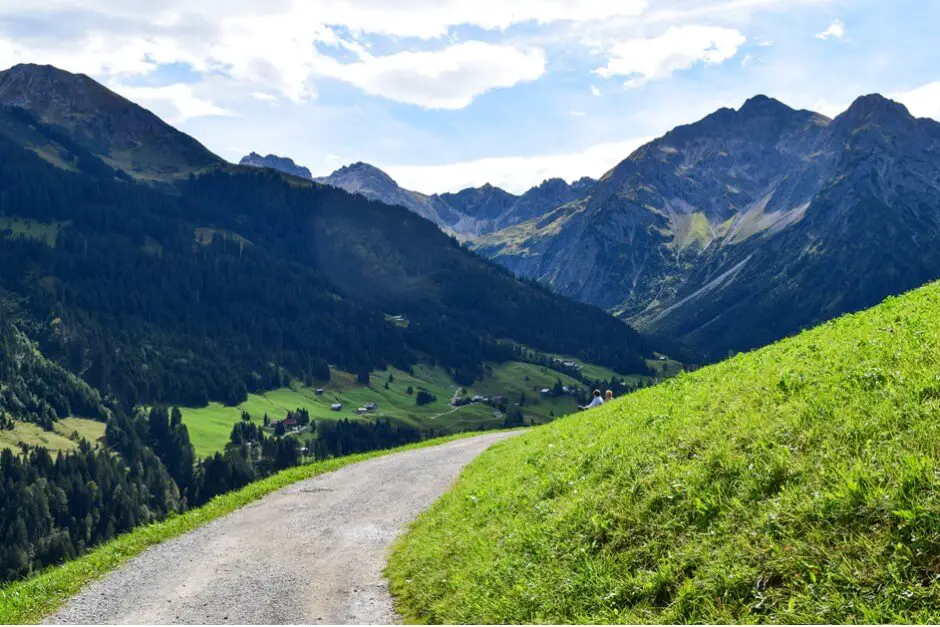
<box><xmin>47</xmin><ymin>432</ymin><xmax>518</xmax><ymax>625</ymax></box>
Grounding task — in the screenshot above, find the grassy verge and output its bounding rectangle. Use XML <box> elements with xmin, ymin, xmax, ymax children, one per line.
<box><xmin>388</xmin><ymin>281</ymin><xmax>940</xmax><ymax>624</ymax></box>
<box><xmin>0</xmin><ymin>431</ymin><xmax>491</xmax><ymax>624</ymax></box>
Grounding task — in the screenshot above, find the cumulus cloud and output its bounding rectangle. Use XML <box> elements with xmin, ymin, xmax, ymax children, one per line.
<box><xmin>108</xmin><ymin>83</ymin><xmax>234</xmax><ymax>123</ymax></box>
<box><xmin>594</xmin><ymin>25</ymin><xmax>746</xmax><ymax>88</ymax></box>
<box><xmin>385</xmin><ymin>137</ymin><xmax>653</xmax><ymax>194</ymax></box>
<box><xmin>816</xmin><ymin>19</ymin><xmax>846</xmax><ymax>40</ymax></box>
<box><xmin>590</xmin><ymin>85</ymin><xmax>602</xmax><ymax>97</ymax></box>
<box><xmin>0</xmin><ymin>0</ymin><xmax>648</xmax><ymax>40</ymax></box>
<box><xmin>1</xmin><ymin>1</ymin><xmax>590</xmax><ymax>108</ymax></box>
<box><xmin>891</xmin><ymin>82</ymin><xmax>940</xmax><ymax>121</ymax></box>
<box><xmin>251</xmin><ymin>91</ymin><xmax>278</xmax><ymax>103</ymax></box>
<box><xmin>314</xmin><ymin>42</ymin><xmax>546</xmax><ymax>109</ymax></box>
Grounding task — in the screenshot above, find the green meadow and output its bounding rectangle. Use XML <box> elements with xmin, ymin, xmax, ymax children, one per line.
<box><xmin>0</xmin><ymin>418</ymin><xmax>106</xmax><ymax>454</ymax></box>
<box><xmin>0</xmin><ymin>216</ymin><xmax>65</xmax><ymax>246</ymax></box>
<box><xmin>388</xmin><ymin>280</ymin><xmax>940</xmax><ymax>624</ymax></box>
<box><xmin>178</xmin><ymin>361</ymin><xmax>591</xmax><ymax>457</ymax></box>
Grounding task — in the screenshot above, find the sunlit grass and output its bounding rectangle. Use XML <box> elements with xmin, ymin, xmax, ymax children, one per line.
<box><xmin>388</xmin><ymin>281</ymin><xmax>940</xmax><ymax>624</ymax></box>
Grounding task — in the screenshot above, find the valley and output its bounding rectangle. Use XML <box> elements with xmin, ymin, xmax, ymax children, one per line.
<box><xmin>178</xmin><ymin>357</ymin><xmax>663</xmax><ymax>457</ymax></box>
<box><xmin>2</xmin><ymin>52</ymin><xmax>940</xmax><ymax>625</ymax></box>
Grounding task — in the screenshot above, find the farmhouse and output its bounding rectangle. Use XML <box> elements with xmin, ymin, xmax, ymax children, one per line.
<box><xmin>330</xmin><ymin>403</ymin><xmax>342</xmax><ymax>411</ymax></box>
<box><xmin>315</xmin><ymin>388</ymin><xmax>325</xmax><ymax>395</ymax></box>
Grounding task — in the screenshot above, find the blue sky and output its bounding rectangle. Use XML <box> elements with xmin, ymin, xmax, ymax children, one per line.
<box><xmin>1</xmin><ymin>0</ymin><xmax>938</xmax><ymax>193</ymax></box>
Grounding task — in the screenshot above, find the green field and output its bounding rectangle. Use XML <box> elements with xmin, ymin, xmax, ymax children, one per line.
<box><xmin>388</xmin><ymin>281</ymin><xmax>940</xmax><ymax>623</ymax></box>
<box><xmin>0</xmin><ymin>418</ymin><xmax>106</xmax><ymax>454</ymax></box>
<box><xmin>0</xmin><ymin>216</ymin><xmax>66</xmax><ymax>246</ymax></box>
<box><xmin>179</xmin><ymin>361</ymin><xmax>577</xmax><ymax>457</ymax></box>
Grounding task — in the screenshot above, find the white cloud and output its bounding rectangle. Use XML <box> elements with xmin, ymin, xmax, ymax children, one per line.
<box><xmin>314</xmin><ymin>42</ymin><xmax>546</xmax><ymax>109</ymax></box>
<box><xmin>0</xmin><ymin>34</ymin><xmax>202</xmax><ymax>78</ymax></box>
<box><xmin>0</xmin><ymin>0</ymin><xmax>648</xmax><ymax>40</ymax></box>
<box><xmin>251</xmin><ymin>91</ymin><xmax>278</xmax><ymax>103</ymax></box>
<box><xmin>816</xmin><ymin>19</ymin><xmax>846</xmax><ymax>40</ymax></box>
<box><xmin>891</xmin><ymin>82</ymin><xmax>940</xmax><ymax>121</ymax></box>
<box><xmin>811</xmin><ymin>98</ymin><xmax>846</xmax><ymax>118</ymax></box>
<box><xmin>590</xmin><ymin>85</ymin><xmax>602</xmax><ymax>97</ymax></box>
<box><xmin>385</xmin><ymin>137</ymin><xmax>653</xmax><ymax>194</ymax></box>
<box><xmin>108</xmin><ymin>83</ymin><xmax>234</xmax><ymax>123</ymax></box>
<box><xmin>569</xmin><ymin>110</ymin><xmax>586</xmax><ymax>117</ymax></box>
<box><xmin>757</xmin><ymin>38</ymin><xmax>775</xmax><ymax>47</ymax></box>
<box><xmin>741</xmin><ymin>53</ymin><xmax>754</xmax><ymax>67</ymax></box>
<box><xmin>594</xmin><ymin>25</ymin><xmax>746</xmax><ymax>88</ymax></box>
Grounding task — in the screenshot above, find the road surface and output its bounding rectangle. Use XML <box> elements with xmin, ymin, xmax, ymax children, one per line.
<box><xmin>47</xmin><ymin>432</ymin><xmax>518</xmax><ymax>625</ymax></box>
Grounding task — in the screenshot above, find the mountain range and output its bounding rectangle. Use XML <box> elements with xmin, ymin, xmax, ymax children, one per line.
<box><xmin>239</xmin><ymin>154</ymin><xmax>596</xmax><ymax>239</ymax></box>
<box><xmin>0</xmin><ymin>63</ymin><xmax>655</xmax><ymax>415</ymax></box>
<box><xmin>474</xmin><ymin>94</ymin><xmax>940</xmax><ymax>358</ymax></box>
<box><xmin>244</xmin><ymin>93</ymin><xmax>940</xmax><ymax>361</ymax></box>
<box><xmin>8</xmin><ymin>60</ymin><xmax>939</xmax><ymax>372</ymax></box>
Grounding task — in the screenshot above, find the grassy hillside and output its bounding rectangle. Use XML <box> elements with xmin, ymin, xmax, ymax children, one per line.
<box><xmin>388</xmin><ymin>281</ymin><xmax>940</xmax><ymax>623</ymax></box>
<box><xmin>179</xmin><ymin>361</ymin><xmax>591</xmax><ymax>457</ymax></box>
<box><xmin>0</xmin><ymin>418</ymin><xmax>106</xmax><ymax>454</ymax></box>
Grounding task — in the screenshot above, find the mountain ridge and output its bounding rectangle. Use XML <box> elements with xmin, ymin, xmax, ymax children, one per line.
<box><xmin>473</xmin><ymin>93</ymin><xmax>940</xmax><ymax>359</ymax></box>
<box><xmin>241</xmin><ymin>151</ymin><xmax>598</xmax><ymax>238</ymax></box>
<box><xmin>0</xmin><ymin>63</ymin><xmax>223</xmax><ymax>180</ymax></box>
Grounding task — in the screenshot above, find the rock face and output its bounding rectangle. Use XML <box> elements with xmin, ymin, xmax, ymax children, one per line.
<box><xmin>0</xmin><ymin>64</ymin><xmax>222</xmax><ymax>179</ymax></box>
<box><xmin>473</xmin><ymin>94</ymin><xmax>940</xmax><ymax>359</ymax></box>
<box><xmin>239</xmin><ymin>152</ymin><xmax>312</xmax><ymax>179</ymax></box>
<box><xmin>314</xmin><ymin>162</ymin><xmax>465</xmax><ymax>228</ymax></box>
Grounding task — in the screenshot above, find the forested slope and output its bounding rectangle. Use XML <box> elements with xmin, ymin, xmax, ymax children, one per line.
<box><xmin>0</xmin><ymin>111</ymin><xmax>655</xmax><ymax>413</ymax></box>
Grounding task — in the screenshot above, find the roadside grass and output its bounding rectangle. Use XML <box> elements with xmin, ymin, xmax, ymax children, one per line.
<box><xmin>0</xmin><ymin>430</ymin><xmax>493</xmax><ymax>625</ymax></box>
<box><xmin>388</xmin><ymin>281</ymin><xmax>940</xmax><ymax>624</ymax></box>
<box><xmin>0</xmin><ymin>418</ymin><xmax>105</xmax><ymax>454</ymax></box>
<box><xmin>180</xmin><ymin>361</ymin><xmax>587</xmax><ymax>456</ymax></box>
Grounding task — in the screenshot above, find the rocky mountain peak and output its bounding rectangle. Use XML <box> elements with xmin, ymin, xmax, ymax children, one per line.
<box><xmin>837</xmin><ymin>93</ymin><xmax>914</xmax><ymax>127</ymax></box>
<box><xmin>738</xmin><ymin>94</ymin><xmax>797</xmax><ymax>118</ymax></box>
<box><xmin>239</xmin><ymin>152</ymin><xmax>312</xmax><ymax>179</ymax></box>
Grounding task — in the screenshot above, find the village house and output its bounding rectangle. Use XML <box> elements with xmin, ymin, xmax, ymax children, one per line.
<box><xmin>330</xmin><ymin>402</ymin><xmax>342</xmax><ymax>411</ymax></box>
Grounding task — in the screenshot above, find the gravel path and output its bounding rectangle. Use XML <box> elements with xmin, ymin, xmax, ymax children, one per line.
<box><xmin>47</xmin><ymin>432</ymin><xmax>518</xmax><ymax>625</ymax></box>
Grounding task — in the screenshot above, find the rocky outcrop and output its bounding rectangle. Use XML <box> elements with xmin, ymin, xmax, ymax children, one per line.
<box><xmin>239</xmin><ymin>152</ymin><xmax>312</xmax><ymax>179</ymax></box>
